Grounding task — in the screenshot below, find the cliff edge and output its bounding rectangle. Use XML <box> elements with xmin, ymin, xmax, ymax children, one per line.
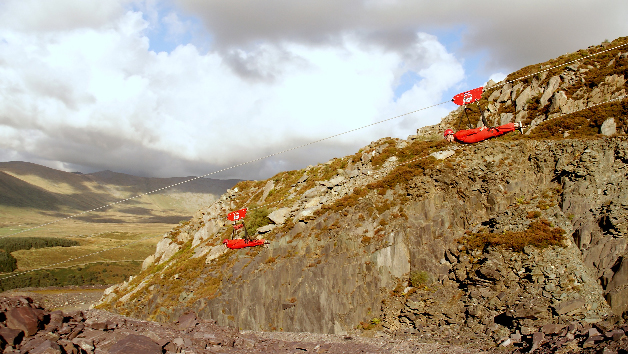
<box><xmin>97</xmin><ymin>37</ymin><xmax>628</xmax><ymax>350</ymax></box>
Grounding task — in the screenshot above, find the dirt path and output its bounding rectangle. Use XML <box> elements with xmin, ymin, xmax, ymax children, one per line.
<box><xmin>0</xmin><ymin>285</ymin><xmax>106</xmax><ymax>312</ymax></box>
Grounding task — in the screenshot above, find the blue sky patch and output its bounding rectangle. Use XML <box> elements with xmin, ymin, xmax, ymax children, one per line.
<box><xmin>393</xmin><ymin>70</ymin><xmax>421</xmax><ymax>101</ymax></box>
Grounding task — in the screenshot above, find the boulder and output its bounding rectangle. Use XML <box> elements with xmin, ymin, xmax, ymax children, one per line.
<box><xmin>515</xmin><ymin>86</ymin><xmax>533</xmax><ymax>111</ymax></box>
<box><xmin>430</xmin><ymin>150</ymin><xmax>455</xmax><ymax>160</ymax></box>
<box><xmin>29</xmin><ymin>339</ymin><xmax>62</xmax><ymax>354</ymax></box>
<box><xmin>541</xmin><ymin>323</ymin><xmax>565</xmax><ymax>334</ymax></box>
<box><xmin>497</xmin><ymin>83</ymin><xmax>513</xmax><ymax>103</ymax></box>
<box><xmin>296</xmin><ymin>208</ymin><xmax>316</xmax><ymax>222</ymax></box>
<box><xmin>548</xmin><ymin>91</ymin><xmax>568</xmax><ymax>113</ymax></box>
<box><xmin>488</xmin><ymin>88</ymin><xmax>502</xmax><ymax>102</ymax></box>
<box><xmin>329</xmin><ymin>175</ymin><xmax>346</xmax><ymax>187</ymax></box>
<box><xmin>268</xmin><ymin>207</ymin><xmax>291</xmax><ymax>225</ymax></box>
<box><xmin>141</xmin><ymin>255</ymin><xmax>155</xmax><ymax>270</ymax></box>
<box><xmin>510</xmin><ymin>82</ymin><xmax>524</xmax><ymax>101</ymax></box>
<box><xmin>177</xmin><ymin>312</ymin><xmax>198</xmax><ymax>330</ymax></box>
<box><xmin>500</xmin><ymin>113</ymin><xmax>514</xmax><ymax>125</ymax></box>
<box><xmin>539</xmin><ymin>76</ymin><xmax>561</xmax><ymax>107</ymax></box>
<box><xmin>6</xmin><ymin>307</ymin><xmax>42</xmax><ymax>336</ymax></box>
<box><xmin>600</xmin><ymin>117</ymin><xmax>617</xmax><ymax>136</ymax></box>
<box><xmin>205</xmin><ymin>245</ymin><xmax>229</xmax><ymax>264</ymax></box>
<box><xmin>56</xmin><ymin>340</ymin><xmax>79</xmax><ymax>354</ymax></box>
<box><xmin>108</xmin><ymin>334</ymin><xmax>162</xmax><ymax>354</ymax></box>
<box><xmin>154</xmin><ymin>238</ymin><xmax>180</xmax><ymax>265</ymax></box>
<box><xmin>553</xmin><ymin>297</ymin><xmax>586</xmax><ymax>315</ymax></box>
<box><xmin>302</xmin><ymin>186</ymin><xmax>326</xmax><ymax>199</ymax></box>
<box><xmin>71</xmin><ymin>337</ymin><xmax>94</xmax><ymax>353</ymax></box>
<box><xmin>256</xmin><ymin>224</ymin><xmax>276</xmax><ymax>234</ymax></box>
<box><xmin>304</xmin><ymin>197</ymin><xmax>322</xmax><ymax>209</ymax></box>
<box><xmin>0</xmin><ymin>327</ymin><xmax>23</xmax><ymax>346</ymax></box>
<box><xmin>530</xmin><ymin>332</ymin><xmax>545</xmax><ymax>352</ymax></box>
<box><xmin>296</xmin><ymin>174</ymin><xmax>309</xmax><ymax>185</ymax></box>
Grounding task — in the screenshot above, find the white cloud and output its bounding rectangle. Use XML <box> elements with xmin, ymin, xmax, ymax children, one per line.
<box><xmin>4</xmin><ymin>0</ymin><xmax>624</xmax><ymax>180</ymax></box>
<box><xmin>177</xmin><ymin>0</ymin><xmax>628</xmax><ymax>76</ymax></box>
<box><xmin>488</xmin><ymin>72</ymin><xmax>507</xmax><ymax>84</ymax></box>
<box><xmin>0</xmin><ymin>6</ymin><xmax>463</xmax><ymax>179</ymax></box>
<box><xmin>0</xmin><ymin>0</ymin><xmax>130</xmax><ymax>32</ymax></box>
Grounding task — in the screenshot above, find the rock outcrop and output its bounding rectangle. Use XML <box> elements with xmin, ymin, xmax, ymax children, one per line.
<box><xmin>417</xmin><ymin>38</ymin><xmax>628</xmax><ymax>139</ymax></box>
<box><xmin>97</xmin><ymin>37</ymin><xmax>628</xmax><ymax>351</ymax></box>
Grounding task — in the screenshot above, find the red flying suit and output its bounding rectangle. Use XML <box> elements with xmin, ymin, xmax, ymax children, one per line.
<box><xmin>453</xmin><ymin>123</ymin><xmax>517</xmax><ymax>144</ymax></box>
<box><xmin>223</xmin><ymin>239</ymin><xmax>266</xmax><ymax>249</ymax></box>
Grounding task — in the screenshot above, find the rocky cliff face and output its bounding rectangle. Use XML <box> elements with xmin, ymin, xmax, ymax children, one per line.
<box><xmin>418</xmin><ymin>37</ymin><xmax>628</xmax><ymax>140</ymax></box>
<box><xmin>97</xmin><ymin>38</ymin><xmax>628</xmax><ymax>347</ymax></box>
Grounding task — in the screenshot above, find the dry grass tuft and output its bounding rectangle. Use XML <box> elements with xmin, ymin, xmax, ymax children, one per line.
<box><xmin>462</xmin><ymin>219</ymin><xmax>566</xmax><ymax>252</ymax></box>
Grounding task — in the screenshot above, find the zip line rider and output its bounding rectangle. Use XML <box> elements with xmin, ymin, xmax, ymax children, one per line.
<box><xmin>444</xmin><ymin>122</ymin><xmax>523</xmax><ymax>144</ymax></box>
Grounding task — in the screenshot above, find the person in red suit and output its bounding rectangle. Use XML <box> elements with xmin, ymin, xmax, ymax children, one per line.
<box><xmin>444</xmin><ymin>122</ymin><xmax>523</xmax><ymax>143</ymax></box>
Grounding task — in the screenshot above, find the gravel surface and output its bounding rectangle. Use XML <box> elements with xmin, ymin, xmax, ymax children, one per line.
<box><xmin>0</xmin><ymin>286</ymin><xmax>490</xmax><ymax>354</ymax></box>
<box><xmin>1</xmin><ymin>285</ymin><xmax>106</xmax><ymax>311</ymax></box>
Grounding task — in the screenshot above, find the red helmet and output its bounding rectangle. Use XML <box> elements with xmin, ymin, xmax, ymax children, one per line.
<box><xmin>443</xmin><ymin>129</ymin><xmax>454</xmax><ymax>137</ymax></box>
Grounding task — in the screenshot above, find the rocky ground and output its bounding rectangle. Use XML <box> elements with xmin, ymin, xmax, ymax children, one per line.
<box><xmin>1</xmin><ymin>286</ymin><xmax>107</xmax><ymax>312</ymax></box>
<box><xmin>0</xmin><ymin>294</ymin><xmax>484</xmax><ymax>354</ymax></box>
<box><xmin>0</xmin><ymin>292</ymin><xmax>626</xmax><ymax>353</ymax></box>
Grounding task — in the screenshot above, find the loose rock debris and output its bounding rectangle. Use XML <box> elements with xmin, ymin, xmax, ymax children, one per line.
<box><xmin>0</xmin><ymin>295</ymin><xmax>626</xmax><ymax>353</ymax></box>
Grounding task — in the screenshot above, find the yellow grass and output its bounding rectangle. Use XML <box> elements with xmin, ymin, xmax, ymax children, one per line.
<box><xmin>0</xmin><ymin>207</ymin><xmax>174</xmax><ymax>273</ymax></box>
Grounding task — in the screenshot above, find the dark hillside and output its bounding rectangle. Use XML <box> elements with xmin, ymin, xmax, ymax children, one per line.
<box><xmin>87</xmin><ymin>170</ymin><xmax>240</xmax><ymax>195</ymax></box>
<box><xmin>0</xmin><ymin>161</ymin><xmax>240</xmax><ymax>213</ymax></box>
<box><xmin>0</xmin><ymin>171</ymin><xmax>60</xmax><ymax>209</ymax></box>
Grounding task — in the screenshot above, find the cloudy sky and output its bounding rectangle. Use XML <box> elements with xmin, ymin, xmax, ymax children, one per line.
<box><xmin>0</xmin><ymin>0</ymin><xmax>626</xmax><ymax>180</ymax></box>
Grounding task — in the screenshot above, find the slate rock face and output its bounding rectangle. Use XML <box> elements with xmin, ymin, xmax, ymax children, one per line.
<box><xmin>97</xmin><ymin>39</ymin><xmax>628</xmax><ymax>351</ymax></box>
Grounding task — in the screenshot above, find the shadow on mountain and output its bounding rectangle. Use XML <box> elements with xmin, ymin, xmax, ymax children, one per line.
<box><xmin>143</xmin><ymin>215</ymin><xmax>192</xmax><ymax>224</ymax></box>
<box><xmin>74</xmin><ymin>216</ymin><xmax>127</xmax><ymax>223</ymax></box>
<box><xmin>116</xmin><ymin>207</ymin><xmax>154</xmax><ymax>216</ymax></box>
<box><xmin>0</xmin><ymin>162</ymin><xmax>240</xmax><ymax>219</ymax></box>
<box><xmin>87</xmin><ymin>170</ymin><xmax>240</xmax><ymax>195</ymax></box>
<box><xmin>0</xmin><ymin>172</ymin><xmax>61</xmax><ymax>210</ymax></box>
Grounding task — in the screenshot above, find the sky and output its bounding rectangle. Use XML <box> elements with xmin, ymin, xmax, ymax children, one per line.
<box><xmin>0</xmin><ymin>0</ymin><xmax>626</xmax><ymax>181</ymax></box>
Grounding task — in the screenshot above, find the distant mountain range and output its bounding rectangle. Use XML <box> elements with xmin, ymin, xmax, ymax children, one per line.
<box><xmin>0</xmin><ymin>161</ymin><xmax>241</xmax><ymax>222</ymax></box>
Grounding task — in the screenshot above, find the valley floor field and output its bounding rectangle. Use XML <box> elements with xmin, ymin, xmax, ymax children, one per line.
<box><xmin>0</xmin><ymin>206</ymin><xmax>188</xmax><ymax>291</ymax></box>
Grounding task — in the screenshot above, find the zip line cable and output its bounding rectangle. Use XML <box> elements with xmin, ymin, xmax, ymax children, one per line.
<box><xmin>498</xmin><ymin>42</ymin><xmax>628</xmax><ymax>88</ymax></box>
<box><xmin>6</xmin><ymin>41</ymin><xmax>627</xmax><ymax>240</ymax></box>
<box><xmin>2</xmin><ymin>41</ymin><xmax>627</xmax><ymax>282</ymax></box>
<box><xmin>0</xmin><ymin>234</ymin><xmax>164</xmax><ymax>281</ymax></box>
<box><xmin>0</xmin><ymin>191</ymin><xmax>293</xmax><ymax>281</ymax></box>
<box><xmin>0</xmin><ymin>95</ymin><xmax>628</xmax><ymax>281</ymax></box>
<box><xmin>526</xmin><ymin>93</ymin><xmax>627</xmax><ymax>133</ymax></box>
<box><xmin>3</xmin><ymin>93</ymin><xmax>626</xmax><ymax>282</ymax></box>
<box><xmin>3</xmin><ymin>101</ymin><xmax>449</xmax><ymax>238</ymax></box>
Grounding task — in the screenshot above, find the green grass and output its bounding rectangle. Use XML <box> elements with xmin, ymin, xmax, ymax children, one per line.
<box><xmin>243</xmin><ymin>205</ymin><xmax>272</xmax><ymax>235</ymax></box>
<box><xmin>0</xmin><ymin>237</ymin><xmax>80</xmax><ymax>273</ymax></box>
<box><xmin>0</xmin><ymin>206</ymin><xmax>168</xmax><ymax>290</ymax></box>
<box><xmin>0</xmin><ymin>260</ymin><xmax>142</xmax><ymax>291</ymax></box>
